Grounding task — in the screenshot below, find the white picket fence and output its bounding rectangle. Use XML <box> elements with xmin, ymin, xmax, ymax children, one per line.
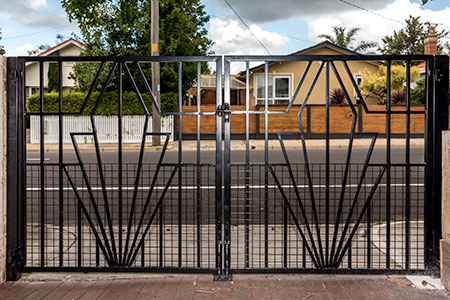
<box><xmin>30</xmin><ymin>115</ymin><xmax>174</xmax><ymax>144</ymax></box>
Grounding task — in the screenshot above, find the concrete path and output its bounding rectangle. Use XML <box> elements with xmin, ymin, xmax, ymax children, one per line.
<box><xmin>1</xmin><ymin>274</ymin><xmax>449</xmax><ymax>300</ymax></box>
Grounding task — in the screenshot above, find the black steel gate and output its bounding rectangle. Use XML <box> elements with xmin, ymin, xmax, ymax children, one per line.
<box><xmin>5</xmin><ymin>54</ymin><xmax>449</xmax><ymax>281</ymax></box>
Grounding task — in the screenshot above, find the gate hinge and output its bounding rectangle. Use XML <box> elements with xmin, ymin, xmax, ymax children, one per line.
<box><xmin>13</xmin><ymin>69</ymin><xmax>22</xmax><ymax>80</ymax></box>
<box><xmin>7</xmin><ymin>246</ymin><xmax>24</xmax><ymax>263</ymax></box>
<box><xmin>434</xmin><ymin>67</ymin><xmax>444</xmax><ymax>83</ymax></box>
<box><xmin>216</xmin><ymin>103</ymin><xmax>231</xmax><ymax>122</ymax></box>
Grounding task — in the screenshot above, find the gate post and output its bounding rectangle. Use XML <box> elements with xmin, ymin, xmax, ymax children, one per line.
<box><xmin>425</xmin><ymin>55</ymin><xmax>449</xmax><ymax>273</ymax></box>
<box><xmin>0</xmin><ymin>56</ymin><xmax>6</xmax><ymax>282</ymax></box>
<box><xmin>5</xmin><ymin>57</ymin><xmax>26</xmax><ymax>281</ymax></box>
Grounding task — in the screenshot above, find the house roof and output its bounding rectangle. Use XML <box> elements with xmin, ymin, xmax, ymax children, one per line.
<box><xmin>417</xmin><ymin>54</ymin><xmax>450</xmax><ymax>73</ymax></box>
<box><xmin>241</xmin><ymin>41</ymin><xmax>379</xmax><ymax>75</ymax></box>
<box><xmin>37</xmin><ymin>38</ymin><xmax>86</xmax><ymax>57</ymax></box>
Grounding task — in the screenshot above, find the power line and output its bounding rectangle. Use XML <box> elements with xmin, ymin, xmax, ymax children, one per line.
<box><xmin>222</xmin><ymin>0</ymin><xmax>272</xmax><ymax>55</ymax></box>
<box><xmin>338</xmin><ymin>0</ymin><xmax>404</xmax><ymax>25</ymax></box>
<box><xmin>2</xmin><ymin>25</ymin><xmax>74</xmax><ymax>41</ymax></box>
<box><xmin>209</xmin><ymin>14</ymin><xmax>313</xmax><ymax>46</ymax></box>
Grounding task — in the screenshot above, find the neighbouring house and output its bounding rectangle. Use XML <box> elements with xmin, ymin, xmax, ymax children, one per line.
<box><xmin>25</xmin><ymin>38</ymin><xmax>85</xmax><ymax>97</ymax></box>
<box><xmin>186</xmin><ymin>41</ymin><xmax>380</xmax><ymax>106</ymax></box>
<box><xmin>245</xmin><ymin>41</ymin><xmax>380</xmax><ymax>106</ymax></box>
<box><xmin>417</xmin><ymin>29</ymin><xmax>450</xmax><ymax>80</ymax></box>
<box><xmin>187</xmin><ymin>74</ymin><xmax>246</xmax><ymax>105</ymax></box>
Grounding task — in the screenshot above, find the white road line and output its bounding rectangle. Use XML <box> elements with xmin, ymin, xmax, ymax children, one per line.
<box><xmin>26</xmin><ymin>183</ymin><xmax>424</xmax><ymax>192</ymax></box>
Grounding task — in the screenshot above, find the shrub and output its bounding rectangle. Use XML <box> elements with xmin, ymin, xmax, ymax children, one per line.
<box><xmin>27</xmin><ymin>91</ymin><xmax>177</xmax><ymax>115</ymax></box>
<box><xmin>391</xmin><ymin>90</ymin><xmax>407</xmax><ymax>104</ymax></box>
<box><xmin>330</xmin><ymin>88</ymin><xmax>347</xmax><ymax>104</ymax></box>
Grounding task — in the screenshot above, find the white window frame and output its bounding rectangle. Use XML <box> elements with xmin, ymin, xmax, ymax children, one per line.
<box><xmin>354</xmin><ymin>73</ymin><xmax>363</xmax><ymax>100</ymax></box>
<box><xmin>255</xmin><ymin>74</ymin><xmax>292</xmax><ymax>105</ymax></box>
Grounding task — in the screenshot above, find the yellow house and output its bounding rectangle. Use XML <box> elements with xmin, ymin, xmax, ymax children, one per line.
<box><xmin>245</xmin><ymin>41</ymin><xmax>380</xmax><ymax>106</ymax></box>
<box><xmin>25</xmin><ymin>38</ymin><xmax>85</xmax><ymax>97</ymax></box>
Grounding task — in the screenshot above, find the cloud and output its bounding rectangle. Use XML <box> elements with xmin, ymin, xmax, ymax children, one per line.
<box><xmin>0</xmin><ymin>0</ymin><xmax>73</xmax><ymax>28</ymax></box>
<box><xmin>4</xmin><ymin>43</ymin><xmax>35</xmax><ymax>56</ymax></box>
<box><xmin>307</xmin><ymin>0</ymin><xmax>450</xmax><ymax>47</ymax></box>
<box><xmin>26</xmin><ymin>0</ymin><xmax>46</xmax><ymax>9</ymax></box>
<box><xmin>210</xmin><ymin>0</ymin><xmax>391</xmax><ymax>23</ymax></box>
<box><xmin>209</xmin><ymin>18</ymin><xmax>290</xmax><ymax>54</ymax></box>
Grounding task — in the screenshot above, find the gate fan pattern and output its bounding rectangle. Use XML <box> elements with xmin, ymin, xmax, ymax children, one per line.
<box><xmin>65</xmin><ymin>62</ymin><xmax>175</xmax><ymax>266</ymax></box>
<box><xmin>265</xmin><ymin>60</ymin><xmax>388</xmax><ymax>268</ymax></box>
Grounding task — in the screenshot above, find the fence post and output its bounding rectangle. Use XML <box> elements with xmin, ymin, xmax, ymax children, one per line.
<box><xmin>425</xmin><ymin>55</ymin><xmax>449</xmax><ymax>273</ymax></box>
<box><xmin>5</xmin><ymin>57</ymin><xmax>26</xmax><ymax>281</ymax></box>
<box><xmin>0</xmin><ymin>56</ymin><xmax>6</xmax><ymax>282</ymax></box>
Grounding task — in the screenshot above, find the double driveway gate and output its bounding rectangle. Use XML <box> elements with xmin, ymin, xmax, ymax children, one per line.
<box><xmin>5</xmin><ymin>54</ymin><xmax>449</xmax><ymax>280</ymax></box>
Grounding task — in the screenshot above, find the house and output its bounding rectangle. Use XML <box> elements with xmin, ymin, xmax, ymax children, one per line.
<box><xmin>25</xmin><ymin>38</ymin><xmax>85</xmax><ymax>97</ymax></box>
<box><xmin>417</xmin><ymin>29</ymin><xmax>450</xmax><ymax>80</ymax></box>
<box><xmin>244</xmin><ymin>41</ymin><xmax>380</xmax><ymax>106</ymax></box>
<box><xmin>187</xmin><ymin>41</ymin><xmax>380</xmax><ymax>106</ymax></box>
<box><xmin>187</xmin><ymin>74</ymin><xmax>246</xmax><ymax>105</ymax></box>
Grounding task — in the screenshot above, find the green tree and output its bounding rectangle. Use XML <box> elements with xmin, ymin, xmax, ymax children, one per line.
<box><xmin>0</xmin><ymin>29</ymin><xmax>5</xmax><ymax>55</ymax></box>
<box><xmin>318</xmin><ymin>26</ymin><xmax>377</xmax><ymax>53</ymax></box>
<box><xmin>379</xmin><ymin>15</ymin><xmax>448</xmax><ymax>55</ymax></box>
<box><xmin>62</xmin><ymin>0</ymin><xmax>213</xmax><ymax>105</ymax></box>
<box><xmin>360</xmin><ymin>65</ymin><xmax>419</xmax><ymax>104</ymax></box>
<box><xmin>411</xmin><ymin>77</ymin><xmax>450</xmax><ymax>104</ymax></box>
<box><xmin>47</xmin><ymin>52</ymin><xmax>60</xmax><ymax>92</ymax></box>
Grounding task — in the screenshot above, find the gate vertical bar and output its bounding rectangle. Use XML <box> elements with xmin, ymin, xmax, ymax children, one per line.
<box><xmin>386</xmin><ymin>60</ymin><xmax>392</xmax><ymax>269</ymax></box>
<box><xmin>196</xmin><ymin>61</ymin><xmax>202</xmax><ymax>268</ymax></box>
<box><xmin>58</xmin><ymin>61</ymin><xmax>64</xmax><ymax>267</ymax></box>
<box><xmin>425</xmin><ymin>55</ymin><xmax>449</xmax><ymax>271</ymax></box>
<box><xmin>39</xmin><ymin>61</ymin><xmax>45</xmax><ymax>268</ymax></box>
<box><xmin>325</xmin><ymin>62</ymin><xmax>330</xmax><ymax>267</ymax></box>
<box><xmin>6</xmin><ymin>57</ymin><xmax>26</xmax><ymax>281</ymax></box>
<box><xmin>405</xmin><ymin>61</ymin><xmax>411</xmax><ymax>270</ymax></box>
<box><xmin>178</xmin><ymin>61</ymin><xmax>183</xmax><ymax>268</ymax></box>
<box><xmin>223</xmin><ymin>58</ymin><xmax>231</xmax><ymax>277</ymax></box>
<box><xmin>118</xmin><ymin>62</ymin><xmax>123</xmax><ymax>264</ymax></box>
<box><xmin>264</xmin><ymin>62</ymin><xmax>269</xmax><ymax>268</ymax></box>
<box><xmin>215</xmin><ymin>57</ymin><xmax>223</xmax><ymax>278</ymax></box>
<box><xmin>245</xmin><ymin>61</ymin><xmax>250</xmax><ymax>269</ymax></box>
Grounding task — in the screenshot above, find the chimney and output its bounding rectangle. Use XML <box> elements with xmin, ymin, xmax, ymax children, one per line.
<box><xmin>424</xmin><ymin>28</ymin><xmax>438</xmax><ymax>55</ymax></box>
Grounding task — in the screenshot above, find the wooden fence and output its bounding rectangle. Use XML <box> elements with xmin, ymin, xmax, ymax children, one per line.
<box><xmin>177</xmin><ymin>105</ymin><xmax>428</xmax><ymax>137</ymax></box>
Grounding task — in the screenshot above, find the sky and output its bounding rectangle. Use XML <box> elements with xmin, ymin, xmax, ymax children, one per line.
<box><xmin>0</xmin><ymin>0</ymin><xmax>449</xmax><ymax>57</ymax></box>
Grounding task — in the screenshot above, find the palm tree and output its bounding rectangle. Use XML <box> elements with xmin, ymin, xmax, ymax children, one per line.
<box><xmin>318</xmin><ymin>26</ymin><xmax>377</xmax><ymax>54</ymax></box>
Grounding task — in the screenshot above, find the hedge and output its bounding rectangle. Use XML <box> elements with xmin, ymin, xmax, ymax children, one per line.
<box><xmin>27</xmin><ymin>91</ymin><xmax>178</xmax><ymax>116</ymax></box>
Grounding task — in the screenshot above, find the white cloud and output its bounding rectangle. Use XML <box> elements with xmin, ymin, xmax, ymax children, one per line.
<box><xmin>26</xmin><ymin>0</ymin><xmax>46</xmax><ymax>9</ymax></box>
<box><xmin>4</xmin><ymin>43</ymin><xmax>35</xmax><ymax>56</ymax></box>
<box><xmin>208</xmin><ymin>18</ymin><xmax>291</xmax><ymax>74</ymax></box>
<box><xmin>307</xmin><ymin>0</ymin><xmax>450</xmax><ymax>48</ymax></box>
<box><xmin>0</xmin><ymin>0</ymin><xmax>72</xmax><ymax>28</ymax></box>
<box><xmin>209</xmin><ymin>18</ymin><xmax>290</xmax><ymax>54</ymax></box>
<box><xmin>210</xmin><ymin>0</ymin><xmax>391</xmax><ymax>23</ymax></box>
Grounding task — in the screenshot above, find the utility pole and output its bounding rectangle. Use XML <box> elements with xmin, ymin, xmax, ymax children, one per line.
<box><xmin>151</xmin><ymin>0</ymin><xmax>161</xmax><ymax>146</ymax></box>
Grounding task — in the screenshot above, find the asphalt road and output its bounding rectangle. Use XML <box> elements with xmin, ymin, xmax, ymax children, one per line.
<box><xmin>27</xmin><ymin>147</ymin><xmax>425</xmax><ymax>165</ymax></box>
<box><xmin>25</xmin><ymin>148</ymin><xmax>425</xmax><ymax>226</ymax></box>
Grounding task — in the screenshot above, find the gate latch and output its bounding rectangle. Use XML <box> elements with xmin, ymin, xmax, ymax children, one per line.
<box><xmin>216</xmin><ymin>103</ymin><xmax>232</xmax><ymax>123</ymax></box>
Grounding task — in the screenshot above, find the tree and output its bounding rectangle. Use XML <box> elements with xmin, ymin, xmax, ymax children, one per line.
<box><xmin>360</xmin><ymin>65</ymin><xmax>419</xmax><ymax>104</ymax></box>
<box><xmin>411</xmin><ymin>77</ymin><xmax>450</xmax><ymax>104</ymax></box>
<box><xmin>0</xmin><ymin>29</ymin><xmax>5</xmax><ymax>55</ymax></box>
<box><xmin>318</xmin><ymin>26</ymin><xmax>377</xmax><ymax>53</ymax></box>
<box><xmin>379</xmin><ymin>15</ymin><xmax>448</xmax><ymax>55</ymax></box>
<box><xmin>62</xmin><ymin>0</ymin><xmax>213</xmax><ymax>104</ymax></box>
<box><xmin>28</xmin><ymin>44</ymin><xmax>51</xmax><ymax>56</ymax></box>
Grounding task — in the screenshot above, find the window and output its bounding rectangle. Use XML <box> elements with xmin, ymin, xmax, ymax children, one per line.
<box><xmin>256</xmin><ymin>75</ymin><xmax>291</xmax><ymax>105</ymax></box>
<box><xmin>354</xmin><ymin>74</ymin><xmax>363</xmax><ymax>103</ymax></box>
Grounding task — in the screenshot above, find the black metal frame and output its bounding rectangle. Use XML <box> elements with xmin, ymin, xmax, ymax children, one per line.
<box><xmin>5</xmin><ymin>54</ymin><xmax>449</xmax><ymax>281</ymax></box>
